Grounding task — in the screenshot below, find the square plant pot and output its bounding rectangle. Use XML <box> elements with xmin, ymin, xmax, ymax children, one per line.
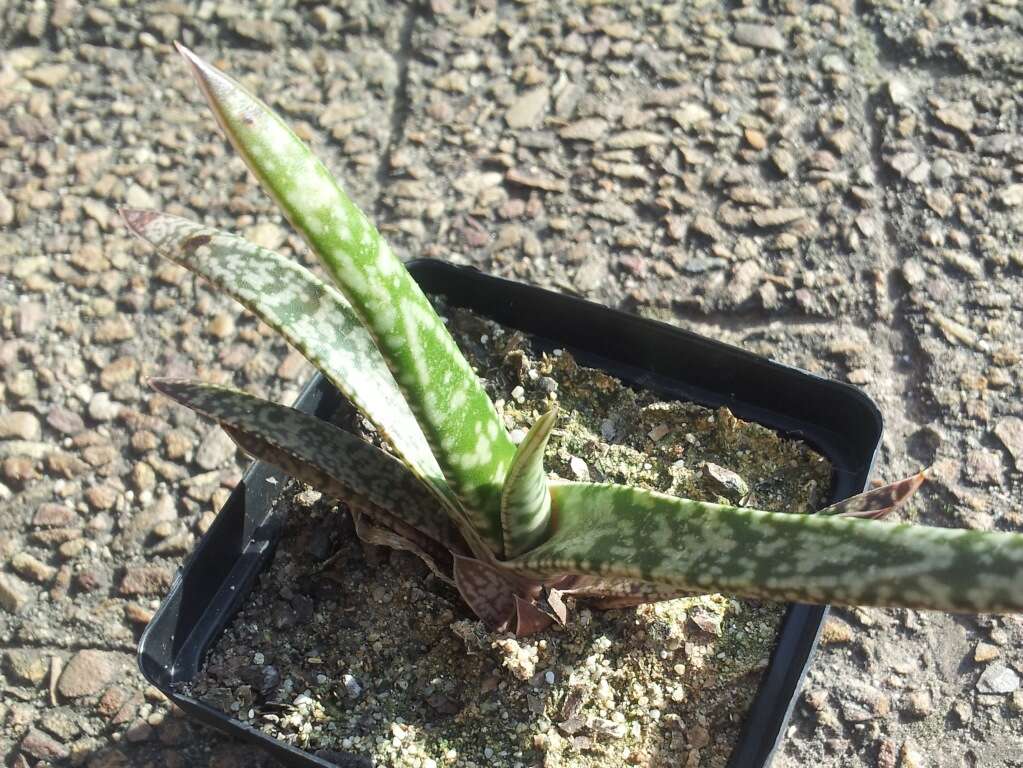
<box><xmin>138</xmin><ymin>259</ymin><xmax>883</xmax><ymax>768</ymax></box>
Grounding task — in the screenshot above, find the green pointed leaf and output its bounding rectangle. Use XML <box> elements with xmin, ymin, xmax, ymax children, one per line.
<box><xmin>511</xmin><ymin>481</ymin><xmax>1023</xmax><ymax>614</ymax></box>
<box><xmin>176</xmin><ymin>44</ymin><xmax>515</xmax><ymax>555</ymax></box>
<box><xmin>149</xmin><ymin>378</ymin><xmax>469</xmax><ymax>554</ymax></box>
<box><xmin>122</xmin><ymin>209</ymin><xmax>465</xmax><ymax>525</ymax></box>
<box><xmin>500</xmin><ymin>406</ymin><xmax>557</xmax><ymax>558</ymax></box>
<box><xmin>817</xmin><ymin>471</ymin><xmax>926</xmax><ymax>519</ymax></box>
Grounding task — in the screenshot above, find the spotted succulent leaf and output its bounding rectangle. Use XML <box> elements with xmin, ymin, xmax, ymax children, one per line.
<box><xmin>512</xmin><ymin>481</ymin><xmax>1023</xmax><ymax>614</ymax></box>
<box><xmin>500</xmin><ymin>406</ymin><xmax>557</xmax><ymax>558</ymax></box>
<box><xmin>148</xmin><ymin>378</ymin><xmax>475</xmax><ymax>556</ymax></box>
<box><xmin>123</xmin><ymin>209</ymin><xmax>465</xmax><ymax>524</ymax></box>
<box><xmin>176</xmin><ymin>44</ymin><xmax>516</xmax><ymax>555</ymax></box>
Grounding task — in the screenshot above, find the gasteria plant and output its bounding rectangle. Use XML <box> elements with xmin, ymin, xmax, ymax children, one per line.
<box><xmin>123</xmin><ymin>45</ymin><xmax>1023</xmax><ymax>637</ymax></box>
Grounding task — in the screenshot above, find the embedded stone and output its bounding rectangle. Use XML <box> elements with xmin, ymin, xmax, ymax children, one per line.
<box><xmin>887</xmin><ymin>78</ymin><xmax>912</xmax><ymax>105</ymax></box>
<box><xmin>0</xmin><ymin>573</ymin><xmax>35</xmax><ymax>614</ymax></box>
<box><xmin>95</xmin><ymin>318</ymin><xmax>136</xmax><ymax>344</ymax></box>
<box><xmin>10</xmin><ymin>552</ymin><xmax>56</xmax><ymax>583</ymax></box>
<box><xmin>99</xmin><ymin>357</ymin><xmax>138</xmax><ymax>389</ymax></box>
<box><xmin>753</xmin><ymin>207</ymin><xmax>806</xmax><ymax>227</ymax></box>
<box><xmin>733</xmin><ymin>23</ymin><xmax>786</xmax><ymax>51</ymax></box>
<box><xmin>58</xmin><ymin>650</ymin><xmax>119</xmax><ymax>699</ymax></box>
<box><xmin>998</xmin><ymin>184</ymin><xmax>1023</xmax><ymax>207</ymax></box>
<box><xmin>934</xmin><ymin>105</ymin><xmax>974</xmax><ymax>134</ymax></box>
<box><xmin>559</xmin><ymin>118</ymin><xmax>608</xmax><ymax>142</ymax></box>
<box><xmin>977</xmin><ymin>663</ymin><xmax>1020</xmax><ymax>694</ymax></box>
<box><xmin>672</xmin><ymin>103</ymin><xmax>711</xmax><ymax>129</ymax></box>
<box><xmin>0</xmin><ymin>411</ymin><xmax>41</xmax><ymax>441</ymax></box>
<box><xmin>4</xmin><ymin>649</ymin><xmax>48</xmax><ymax>685</ymax></box>
<box><xmin>119</xmin><ymin>565</ymin><xmax>174</xmax><ymax>596</ymax></box>
<box><xmin>46</xmin><ymin>406</ymin><xmax>85</xmax><ymax>435</ymax></box>
<box><xmin>195</xmin><ymin>426</ymin><xmax>236</xmax><ymax>470</ymax></box>
<box><xmin>505</xmin><ymin>87</ymin><xmax>549</xmax><ymax>129</ymax></box>
<box><xmin>25</xmin><ymin>64</ymin><xmax>70</xmax><ymax>87</ymax></box>
<box><xmin>89</xmin><ymin>392</ymin><xmax>123</xmax><ymax>421</ymax></box>
<box><xmin>993</xmin><ymin>417</ymin><xmax>1023</xmax><ymax>470</ymax></box>
<box><xmin>701</xmin><ymin>462</ymin><xmax>749</xmax><ymax>502</ymax></box>
<box><xmin>975</xmin><ymin>642</ymin><xmax>1000</xmax><ymax>663</ymax></box>
<box><xmin>33</xmin><ymin>503</ymin><xmax>77</xmax><ymax>527</ymax></box>
<box><xmin>20</xmin><ymin>729</ymin><xmax>69</xmax><ymax>762</ymax></box>
<box><xmin>85</xmin><ymin>485</ymin><xmax>118</xmax><ymax>510</ymax></box>
<box><xmin>606</xmin><ymin>130</ymin><xmax>669</xmax><ymax>149</ymax></box>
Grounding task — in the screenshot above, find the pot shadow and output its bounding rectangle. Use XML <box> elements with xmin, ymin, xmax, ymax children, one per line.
<box><xmin>19</xmin><ymin>715</ymin><xmax>278</xmax><ymax>768</ymax></box>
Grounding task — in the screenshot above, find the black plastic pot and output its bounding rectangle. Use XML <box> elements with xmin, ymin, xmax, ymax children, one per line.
<box><xmin>138</xmin><ymin>259</ymin><xmax>883</xmax><ymax>768</ymax></box>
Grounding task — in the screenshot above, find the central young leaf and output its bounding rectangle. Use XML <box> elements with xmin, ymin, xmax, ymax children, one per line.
<box><xmin>501</xmin><ymin>406</ymin><xmax>558</xmax><ymax>557</ymax></box>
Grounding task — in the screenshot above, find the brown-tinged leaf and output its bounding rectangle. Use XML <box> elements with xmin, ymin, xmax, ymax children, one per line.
<box><xmin>350</xmin><ymin>509</ymin><xmax>454</xmax><ymax>585</ymax></box>
<box><xmin>818</xmin><ymin>471</ymin><xmax>927</xmax><ymax>519</ymax></box>
<box><xmin>514</xmin><ymin>595</ymin><xmax>555</xmax><ymax>636</ymax></box>
<box><xmin>453</xmin><ymin>555</ymin><xmax>519</xmax><ymax>632</ymax></box>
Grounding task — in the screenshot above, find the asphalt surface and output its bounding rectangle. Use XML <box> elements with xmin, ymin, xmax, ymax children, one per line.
<box><xmin>1</xmin><ymin>2</ymin><xmax>1021</xmax><ymax>766</ymax></box>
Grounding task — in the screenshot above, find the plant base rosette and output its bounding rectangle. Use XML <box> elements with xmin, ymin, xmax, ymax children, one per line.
<box><xmin>183</xmin><ymin>302</ymin><xmax>833</xmax><ymax>767</ymax></box>
<box><xmin>189</xmin><ymin>481</ymin><xmax>782</xmax><ymax>768</ymax></box>
<box><xmin>137</xmin><ymin>260</ymin><xmax>897</xmax><ymax>768</ymax></box>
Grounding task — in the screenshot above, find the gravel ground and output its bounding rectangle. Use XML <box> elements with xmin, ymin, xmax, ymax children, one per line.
<box><xmin>1</xmin><ymin>1</ymin><xmax>1021</xmax><ymax>766</ymax></box>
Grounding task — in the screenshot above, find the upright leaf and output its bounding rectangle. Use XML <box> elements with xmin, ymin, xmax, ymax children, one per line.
<box><xmin>500</xmin><ymin>406</ymin><xmax>557</xmax><ymax>558</ymax></box>
<box><xmin>176</xmin><ymin>44</ymin><xmax>516</xmax><ymax>555</ymax></box>
<box><xmin>513</xmin><ymin>481</ymin><xmax>1023</xmax><ymax>614</ymax></box>
<box><xmin>149</xmin><ymin>378</ymin><xmax>472</xmax><ymax>555</ymax></box>
<box><xmin>122</xmin><ymin>209</ymin><xmax>467</xmax><ymax>529</ymax></box>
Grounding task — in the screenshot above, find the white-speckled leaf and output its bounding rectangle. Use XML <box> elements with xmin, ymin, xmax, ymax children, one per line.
<box><xmin>510</xmin><ymin>481</ymin><xmax>1023</xmax><ymax>614</ymax></box>
<box><xmin>176</xmin><ymin>44</ymin><xmax>516</xmax><ymax>556</ymax></box>
<box><xmin>122</xmin><ymin>208</ymin><xmax>469</xmax><ymax>529</ymax></box>
<box><xmin>453</xmin><ymin>554</ymin><xmax>521</xmax><ymax>632</ymax></box>
<box><xmin>149</xmin><ymin>378</ymin><xmax>474</xmax><ymax>555</ymax></box>
<box><xmin>500</xmin><ymin>406</ymin><xmax>557</xmax><ymax>558</ymax></box>
<box><xmin>561</xmin><ymin>576</ymin><xmax>702</xmax><ymax>608</ymax></box>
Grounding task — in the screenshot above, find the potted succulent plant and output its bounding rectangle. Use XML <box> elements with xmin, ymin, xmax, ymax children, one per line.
<box><xmin>131</xmin><ymin>46</ymin><xmax>1023</xmax><ymax>768</ymax></box>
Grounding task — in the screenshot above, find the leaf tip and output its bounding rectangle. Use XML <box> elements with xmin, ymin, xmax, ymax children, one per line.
<box><xmin>119</xmin><ymin>207</ymin><xmax>160</xmax><ymax>237</ymax></box>
<box><xmin>147</xmin><ymin>376</ymin><xmax>173</xmax><ymax>395</ymax></box>
<box><xmin>174</xmin><ymin>42</ymin><xmax>235</xmax><ymax>106</ymax></box>
<box><xmin>539</xmin><ymin>402</ymin><xmax>559</xmax><ymax>426</ymax></box>
<box><xmin>148</xmin><ymin>377</ymin><xmax>190</xmax><ymax>401</ymax></box>
<box><xmin>173</xmin><ymin>41</ymin><xmax>204</xmax><ymax>72</ymax></box>
<box><xmin>174</xmin><ymin>42</ymin><xmax>265</xmax><ymax>136</ymax></box>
